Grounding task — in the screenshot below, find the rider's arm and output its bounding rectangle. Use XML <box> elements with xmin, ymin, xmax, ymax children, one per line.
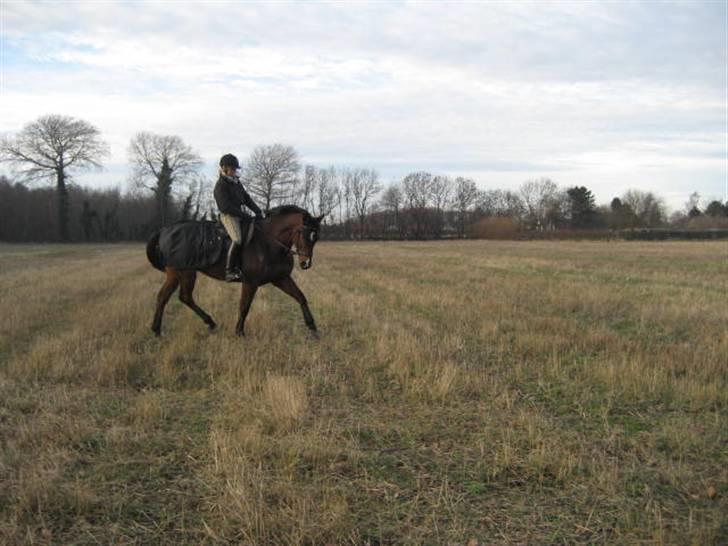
<box><xmin>240</xmin><ymin>186</ymin><xmax>263</xmax><ymax>217</ymax></box>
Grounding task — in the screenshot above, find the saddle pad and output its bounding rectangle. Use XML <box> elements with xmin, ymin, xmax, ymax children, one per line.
<box><xmin>158</xmin><ymin>221</ymin><xmax>227</xmax><ymax>269</ymax></box>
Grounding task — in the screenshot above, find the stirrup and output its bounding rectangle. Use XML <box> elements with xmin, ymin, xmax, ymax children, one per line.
<box><xmin>225</xmin><ymin>268</ymin><xmax>243</xmax><ymax>282</ymax></box>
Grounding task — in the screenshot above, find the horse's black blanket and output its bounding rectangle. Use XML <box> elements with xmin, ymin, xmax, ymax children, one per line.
<box><xmin>158</xmin><ymin>221</ymin><xmax>228</xmax><ymax>269</ymax></box>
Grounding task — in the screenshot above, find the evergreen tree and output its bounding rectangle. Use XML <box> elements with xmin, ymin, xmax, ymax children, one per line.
<box><xmin>566</xmin><ymin>186</ymin><xmax>596</xmax><ymax>228</ymax></box>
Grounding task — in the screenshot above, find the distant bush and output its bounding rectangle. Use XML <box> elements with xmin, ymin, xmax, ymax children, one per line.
<box><xmin>468</xmin><ymin>217</ymin><xmax>520</xmax><ymax>239</ymax></box>
<box><xmin>685</xmin><ymin>215</ymin><xmax>728</xmax><ymax>230</ymax></box>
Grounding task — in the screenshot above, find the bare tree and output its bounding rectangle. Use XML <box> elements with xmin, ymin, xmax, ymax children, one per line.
<box><xmin>300</xmin><ymin>165</ymin><xmax>318</xmax><ymax>211</ymax></box>
<box><xmin>453</xmin><ymin>177</ymin><xmax>478</xmax><ymax>237</ymax></box>
<box><xmin>544</xmin><ymin>190</ymin><xmax>569</xmax><ymax>230</ymax></box>
<box><xmin>128</xmin><ymin>132</ymin><xmax>202</xmax><ymax>228</ymax></box>
<box><xmin>402</xmin><ymin>171</ymin><xmax>433</xmax><ymax>238</ymax></box>
<box><xmin>183</xmin><ymin>175</ymin><xmax>215</xmax><ymax>220</ymax></box>
<box><xmin>520</xmin><ymin>177</ymin><xmax>559</xmax><ymax>230</ymax></box>
<box><xmin>499</xmin><ymin>190</ymin><xmax>526</xmax><ymax>221</ymax></box>
<box><xmin>1</xmin><ymin>114</ymin><xmax>109</xmax><ymax>241</ymax></box>
<box><xmin>430</xmin><ymin>175</ymin><xmax>452</xmax><ymax>238</ymax></box>
<box><xmin>243</xmin><ymin>144</ymin><xmax>300</xmax><ymax>211</ymax></box>
<box><xmin>622</xmin><ymin>189</ymin><xmax>666</xmax><ymax>227</ymax></box>
<box><xmin>380</xmin><ymin>183</ymin><xmax>404</xmax><ymax>238</ymax></box>
<box><xmin>315</xmin><ymin>166</ymin><xmax>340</xmax><ymax>221</ymax></box>
<box><xmin>350</xmin><ymin>168</ymin><xmax>382</xmax><ymax>237</ymax></box>
<box><xmin>341</xmin><ymin>169</ymin><xmax>354</xmax><ymax>236</ymax></box>
<box><xmin>476</xmin><ymin>189</ymin><xmax>525</xmax><ymax>220</ymax></box>
<box><xmin>402</xmin><ymin>171</ymin><xmax>432</xmax><ymax>209</ymax></box>
<box><xmin>475</xmin><ymin>189</ymin><xmax>498</xmax><ymax>217</ymax></box>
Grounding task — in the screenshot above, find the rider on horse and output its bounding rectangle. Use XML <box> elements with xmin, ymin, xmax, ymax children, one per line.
<box><xmin>214</xmin><ymin>153</ymin><xmax>264</xmax><ymax>282</ymax></box>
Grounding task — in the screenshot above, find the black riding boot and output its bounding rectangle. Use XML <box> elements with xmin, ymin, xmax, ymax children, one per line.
<box><xmin>225</xmin><ymin>242</ymin><xmax>243</xmax><ymax>282</ymax></box>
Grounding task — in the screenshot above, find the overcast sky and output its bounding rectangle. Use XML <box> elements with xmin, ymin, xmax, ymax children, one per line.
<box><xmin>1</xmin><ymin>0</ymin><xmax>726</xmax><ymax>211</ymax></box>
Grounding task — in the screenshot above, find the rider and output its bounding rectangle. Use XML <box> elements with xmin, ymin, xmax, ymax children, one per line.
<box><xmin>214</xmin><ymin>153</ymin><xmax>264</xmax><ymax>282</ymax></box>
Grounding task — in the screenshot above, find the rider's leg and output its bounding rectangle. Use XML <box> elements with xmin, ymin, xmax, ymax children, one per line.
<box><xmin>220</xmin><ymin>214</ymin><xmax>244</xmax><ymax>282</ymax></box>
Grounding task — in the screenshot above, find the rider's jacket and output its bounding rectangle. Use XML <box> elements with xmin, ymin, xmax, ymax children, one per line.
<box><xmin>214</xmin><ymin>174</ymin><xmax>263</xmax><ymax>219</ymax></box>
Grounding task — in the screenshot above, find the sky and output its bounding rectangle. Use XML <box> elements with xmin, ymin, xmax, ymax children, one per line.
<box><xmin>1</xmin><ymin>0</ymin><xmax>726</xmax><ymax>212</ymax></box>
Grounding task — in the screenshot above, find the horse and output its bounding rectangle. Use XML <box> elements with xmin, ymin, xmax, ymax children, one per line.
<box><xmin>145</xmin><ymin>205</ymin><xmax>324</xmax><ymax>338</ymax></box>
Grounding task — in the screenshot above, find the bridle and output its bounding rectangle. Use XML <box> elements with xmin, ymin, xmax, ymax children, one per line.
<box><xmin>253</xmin><ymin>221</ymin><xmax>312</xmax><ymax>258</ymax></box>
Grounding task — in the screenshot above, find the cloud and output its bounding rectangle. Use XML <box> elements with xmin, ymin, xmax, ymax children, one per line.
<box><xmin>0</xmin><ymin>0</ymin><xmax>725</xmax><ymax>210</ymax></box>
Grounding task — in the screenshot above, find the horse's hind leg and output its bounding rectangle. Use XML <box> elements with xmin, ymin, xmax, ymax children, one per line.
<box><xmin>151</xmin><ymin>269</ymin><xmax>180</xmax><ymax>337</ymax></box>
<box><xmin>178</xmin><ymin>271</ymin><xmax>217</xmax><ymax>331</ymax></box>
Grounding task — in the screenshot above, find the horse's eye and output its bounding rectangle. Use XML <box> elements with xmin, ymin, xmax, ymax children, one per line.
<box><xmin>309</xmin><ymin>231</ymin><xmax>316</xmax><ymax>242</ymax></box>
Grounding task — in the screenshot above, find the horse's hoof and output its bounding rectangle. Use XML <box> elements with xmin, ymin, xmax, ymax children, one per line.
<box><xmin>208</xmin><ymin>322</ymin><xmax>217</xmax><ymax>332</ymax></box>
<box><xmin>309</xmin><ymin>330</ymin><xmax>320</xmax><ymax>341</ymax></box>
<box><xmin>235</xmin><ymin>330</ymin><xmax>245</xmax><ymax>338</ymax></box>
<box><xmin>151</xmin><ymin>326</ymin><xmax>161</xmax><ymax>337</ymax></box>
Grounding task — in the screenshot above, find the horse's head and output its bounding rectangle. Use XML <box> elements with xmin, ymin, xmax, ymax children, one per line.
<box><xmin>292</xmin><ymin>212</ymin><xmax>324</xmax><ymax>270</ymax></box>
<box><xmin>265</xmin><ymin>205</ymin><xmax>325</xmax><ymax>270</ymax></box>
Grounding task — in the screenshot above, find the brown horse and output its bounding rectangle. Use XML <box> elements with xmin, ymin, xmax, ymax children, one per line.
<box><xmin>146</xmin><ymin>205</ymin><xmax>323</xmax><ymax>338</ymax></box>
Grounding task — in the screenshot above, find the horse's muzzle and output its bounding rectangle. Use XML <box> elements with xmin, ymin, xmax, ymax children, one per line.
<box><xmin>300</xmin><ymin>258</ymin><xmax>312</xmax><ymax>270</ymax></box>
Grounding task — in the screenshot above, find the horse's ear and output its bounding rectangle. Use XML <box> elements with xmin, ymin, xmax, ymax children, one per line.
<box><xmin>315</xmin><ymin>214</ymin><xmax>325</xmax><ymax>223</ymax></box>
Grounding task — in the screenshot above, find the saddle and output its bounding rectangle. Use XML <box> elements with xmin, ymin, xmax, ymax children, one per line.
<box><xmin>158</xmin><ymin>221</ymin><xmax>228</xmax><ymax>269</ymax></box>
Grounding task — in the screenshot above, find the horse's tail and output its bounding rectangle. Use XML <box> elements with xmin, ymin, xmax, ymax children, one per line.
<box><xmin>146</xmin><ymin>231</ymin><xmax>166</xmax><ymax>272</ymax></box>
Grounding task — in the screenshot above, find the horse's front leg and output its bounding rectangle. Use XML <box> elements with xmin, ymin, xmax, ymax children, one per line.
<box><xmin>273</xmin><ymin>276</ymin><xmax>319</xmax><ymax>339</ymax></box>
<box><xmin>235</xmin><ymin>282</ymin><xmax>258</xmax><ymax>337</ymax></box>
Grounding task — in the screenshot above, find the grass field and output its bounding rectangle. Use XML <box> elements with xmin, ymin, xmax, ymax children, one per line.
<box><xmin>0</xmin><ymin>240</ymin><xmax>726</xmax><ymax>545</ymax></box>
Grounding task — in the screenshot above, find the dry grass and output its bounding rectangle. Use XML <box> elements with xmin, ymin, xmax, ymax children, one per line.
<box><xmin>0</xmin><ymin>240</ymin><xmax>726</xmax><ymax>545</ymax></box>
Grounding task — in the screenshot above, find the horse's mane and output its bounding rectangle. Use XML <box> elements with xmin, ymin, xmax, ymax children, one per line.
<box><xmin>266</xmin><ymin>204</ymin><xmax>307</xmax><ymax>216</ymax></box>
<box><xmin>266</xmin><ymin>205</ymin><xmax>310</xmax><ymax>219</ymax></box>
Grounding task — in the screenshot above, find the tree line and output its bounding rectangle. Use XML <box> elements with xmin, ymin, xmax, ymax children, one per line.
<box><xmin>1</xmin><ymin>114</ymin><xmax>727</xmax><ymax>242</ymax></box>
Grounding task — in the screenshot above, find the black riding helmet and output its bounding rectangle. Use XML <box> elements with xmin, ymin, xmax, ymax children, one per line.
<box><xmin>219</xmin><ymin>153</ymin><xmax>240</xmax><ymax>169</ymax></box>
